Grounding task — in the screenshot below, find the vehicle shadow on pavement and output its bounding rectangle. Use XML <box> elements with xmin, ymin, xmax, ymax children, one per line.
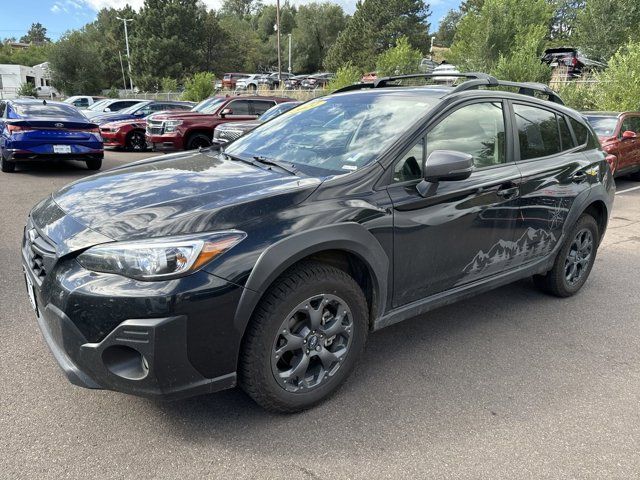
<box><xmin>147</xmin><ymin>276</ymin><xmax>583</xmax><ymax>445</ymax></box>
<box><xmin>11</xmin><ymin>161</ymin><xmax>99</xmax><ymax>178</ymax></box>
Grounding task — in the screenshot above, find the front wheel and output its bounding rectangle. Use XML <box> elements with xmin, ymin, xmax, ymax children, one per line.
<box><xmin>126</xmin><ymin>130</ymin><xmax>147</xmax><ymax>151</ymax></box>
<box><xmin>240</xmin><ymin>261</ymin><xmax>368</xmax><ymax>413</ymax></box>
<box><xmin>186</xmin><ymin>133</ymin><xmax>212</xmax><ymax>150</ymax></box>
<box><xmin>533</xmin><ymin>213</ymin><xmax>600</xmax><ymax>297</ymax></box>
<box><xmin>85</xmin><ymin>158</ymin><xmax>102</xmax><ymax>171</ymax></box>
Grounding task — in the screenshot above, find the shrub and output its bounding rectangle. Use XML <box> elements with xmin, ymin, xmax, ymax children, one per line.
<box><xmin>17</xmin><ymin>83</ymin><xmax>37</xmax><ymax>97</ymax></box>
<box><xmin>594</xmin><ymin>40</ymin><xmax>640</xmax><ymax>111</ymax></box>
<box><xmin>182</xmin><ymin>72</ymin><xmax>215</xmax><ymax>102</ymax></box>
<box><xmin>375</xmin><ymin>37</ymin><xmax>422</xmax><ymax>77</ymax></box>
<box><xmin>327</xmin><ymin>64</ymin><xmax>362</xmax><ymax>91</ymax></box>
<box><xmin>161</xmin><ymin>77</ymin><xmax>179</xmax><ymax>92</ymax></box>
<box><xmin>554</xmin><ymin>81</ymin><xmax>598</xmax><ymax>111</ymax></box>
<box><xmin>106</xmin><ymin>86</ymin><xmax>120</xmax><ymax>98</ymax></box>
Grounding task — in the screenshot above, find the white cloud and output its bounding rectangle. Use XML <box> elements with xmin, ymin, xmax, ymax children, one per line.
<box><xmin>51</xmin><ymin>4</ymin><xmax>62</xmax><ymax>13</ymax></box>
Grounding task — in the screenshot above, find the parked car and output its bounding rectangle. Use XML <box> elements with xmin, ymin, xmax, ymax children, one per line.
<box><xmin>90</xmin><ymin>100</ymin><xmax>194</xmax><ymax>125</ymax></box>
<box><xmin>541</xmin><ymin>48</ymin><xmax>607</xmax><ymax>78</ymax></box>
<box><xmin>213</xmin><ymin>101</ymin><xmax>301</xmax><ymax>144</ymax></box>
<box><xmin>361</xmin><ymin>72</ymin><xmax>377</xmax><ymax>83</ymax></box>
<box><xmin>418</xmin><ymin>57</ymin><xmax>439</xmax><ymax>74</ymax></box>
<box><xmin>258</xmin><ymin>72</ymin><xmax>295</xmax><ymax>89</ymax></box>
<box><xmin>222</xmin><ymin>73</ymin><xmax>251</xmax><ymax>90</ymax></box>
<box><xmin>35</xmin><ymin>85</ymin><xmax>60</xmax><ymax>98</ymax></box>
<box><xmin>584</xmin><ymin>111</ymin><xmax>640</xmax><ymax>179</ymax></box>
<box><xmin>64</xmin><ymin>96</ymin><xmax>106</xmax><ymax>110</ymax></box>
<box><xmin>0</xmin><ymin>98</ymin><xmax>103</xmax><ymax>173</ymax></box>
<box><xmin>235</xmin><ymin>74</ymin><xmax>264</xmax><ymax>92</ymax></box>
<box><xmin>100</xmin><ymin>102</ymin><xmax>196</xmax><ymax>151</ymax></box>
<box><xmin>431</xmin><ymin>64</ymin><xmax>461</xmax><ymax>83</ymax></box>
<box><xmin>84</xmin><ymin>99</ymin><xmax>147</xmax><ymax>119</ymax></box>
<box><xmin>301</xmin><ymin>73</ymin><xmax>335</xmax><ymax>89</ymax></box>
<box><xmin>283</xmin><ymin>75</ymin><xmax>309</xmax><ymax>90</ymax></box>
<box><xmin>22</xmin><ymin>74</ymin><xmax>613</xmax><ymax>413</ymax></box>
<box><xmin>146</xmin><ymin>95</ymin><xmax>292</xmax><ymax>151</ymax></box>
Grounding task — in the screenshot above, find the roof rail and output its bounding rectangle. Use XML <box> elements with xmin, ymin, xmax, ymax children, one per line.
<box><xmin>450</xmin><ymin>78</ymin><xmax>564</xmax><ymax>105</ymax></box>
<box><xmin>332</xmin><ymin>72</ymin><xmax>564</xmax><ymax>105</ymax></box>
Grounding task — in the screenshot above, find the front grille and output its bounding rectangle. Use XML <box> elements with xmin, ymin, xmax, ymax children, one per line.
<box><xmin>217</xmin><ymin>129</ymin><xmax>245</xmax><ymax>142</ymax></box>
<box><xmin>23</xmin><ymin>223</ymin><xmax>57</xmax><ymax>283</ymax></box>
<box><xmin>146</xmin><ymin>119</ymin><xmax>164</xmax><ymax>135</ymax></box>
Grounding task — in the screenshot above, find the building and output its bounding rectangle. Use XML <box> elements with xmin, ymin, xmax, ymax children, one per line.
<box><xmin>0</xmin><ymin>62</ymin><xmax>55</xmax><ymax>99</ymax></box>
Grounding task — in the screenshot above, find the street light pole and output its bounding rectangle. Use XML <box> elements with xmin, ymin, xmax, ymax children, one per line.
<box><xmin>117</xmin><ymin>17</ymin><xmax>134</xmax><ymax>92</ymax></box>
<box><xmin>276</xmin><ymin>0</ymin><xmax>281</xmax><ymax>84</ymax></box>
<box><xmin>288</xmin><ymin>33</ymin><xmax>292</xmax><ymax>74</ymax></box>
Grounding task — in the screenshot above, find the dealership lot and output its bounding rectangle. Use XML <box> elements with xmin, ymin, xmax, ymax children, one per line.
<box><xmin>1</xmin><ymin>152</ymin><xmax>639</xmax><ymax>478</ymax></box>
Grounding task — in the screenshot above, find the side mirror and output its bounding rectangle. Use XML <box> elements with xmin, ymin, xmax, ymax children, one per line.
<box><xmin>220</xmin><ymin>108</ymin><xmax>233</xmax><ymax>117</ymax></box>
<box><xmin>622</xmin><ymin>130</ymin><xmax>637</xmax><ymax>139</ymax></box>
<box><xmin>417</xmin><ymin>150</ymin><xmax>474</xmax><ymax>197</ymax></box>
<box><xmin>104</xmin><ymin>107</ymin><xmax>111</xmax><ymax>112</ymax></box>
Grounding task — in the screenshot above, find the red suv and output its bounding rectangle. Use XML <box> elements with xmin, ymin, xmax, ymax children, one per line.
<box><xmin>146</xmin><ymin>96</ymin><xmax>292</xmax><ymax>151</ymax></box>
<box><xmin>584</xmin><ymin>111</ymin><xmax>640</xmax><ymax>179</ymax></box>
<box><xmin>222</xmin><ymin>73</ymin><xmax>250</xmax><ymax>90</ymax></box>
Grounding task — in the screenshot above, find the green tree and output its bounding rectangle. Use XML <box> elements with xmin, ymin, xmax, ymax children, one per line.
<box><xmin>550</xmin><ymin>0</ymin><xmax>584</xmax><ymax>40</ymax></box>
<box><xmin>594</xmin><ymin>40</ymin><xmax>640</xmax><ymax>111</ymax></box>
<box><xmin>573</xmin><ymin>0</ymin><xmax>640</xmax><ymax>61</ymax></box>
<box><xmin>291</xmin><ymin>3</ymin><xmax>347</xmax><ymax>73</ymax></box>
<box><xmin>449</xmin><ymin>0</ymin><xmax>552</xmax><ymax>73</ymax></box>
<box><xmin>324</xmin><ymin>0</ymin><xmax>431</xmax><ymax>72</ymax></box>
<box><xmin>460</xmin><ymin>0</ymin><xmax>484</xmax><ymax>13</ymax></box>
<box><xmin>20</xmin><ymin>22</ymin><xmax>51</xmax><ymax>44</ymax></box>
<box><xmin>217</xmin><ymin>15</ymin><xmax>262</xmax><ymax>72</ymax></box>
<box><xmin>376</xmin><ymin>36</ymin><xmax>422</xmax><ymax>76</ymax></box>
<box><xmin>434</xmin><ymin>9</ymin><xmax>462</xmax><ymax>47</ymax></box>
<box><xmin>220</xmin><ymin>0</ymin><xmax>263</xmax><ymax>18</ymax></box>
<box><xmin>49</xmin><ymin>29</ymin><xmax>106</xmax><ymax>95</ymax></box>
<box><xmin>17</xmin><ymin>83</ymin><xmax>37</xmax><ymax>97</ymax></box>
<box><xmin>0</xmin><ymin>43</ymin><xmax>51</xmax><ymax>66</ymax></box>
<box><xmin>327</xmin><ymin>64</ymin><xmax>362</xmax><ymax>90</ymax></box>
<box><xmin>161</xmin><ymin>77</ymin><xmax>179</xmax><ymax>92</ymax></box>
<box><xmin>491</xmin><ymin>26</ymin><xmax>552</xmax><ymax>83</ymax></box>
<box><xmin>182</xmin><ymin>72</ymin><xmax>216</xmax><ymax>102</ymax></box>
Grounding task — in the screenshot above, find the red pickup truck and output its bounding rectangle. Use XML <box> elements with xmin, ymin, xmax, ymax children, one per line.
<box><xmin>146</xmin><ymin>95</ymin><xmax>292</xmax><ymax>151</ymax></box>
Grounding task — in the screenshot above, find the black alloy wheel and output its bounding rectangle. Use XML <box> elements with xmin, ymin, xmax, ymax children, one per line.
<box><xmin>126</xmin><ymin>130</ymin><xmax>147</xmax><ymax>151</ymax></box>
<box><xmin>186</xmin><ymin>133</ymin><xmax>212</xmax><ymax>150</ymax></box>
<box><xmin>564</xmin><ymin>228</ymin><xmax>594</xmax><ymax>286</ymax></box>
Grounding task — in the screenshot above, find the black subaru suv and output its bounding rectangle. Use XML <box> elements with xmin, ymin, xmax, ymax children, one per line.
<box><xmin>23</xmin><ymin>73</ymin><xmax>614</xmax><ymax>412</ymax></box>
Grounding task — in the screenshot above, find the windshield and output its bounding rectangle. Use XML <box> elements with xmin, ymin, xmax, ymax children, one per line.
<box><xmin>224</xmin><ymin>92</ymin><xmax>439</xmax><ymax>175</ymax></box>
<box><xmin>120</xmin><ymin>102</ymin><xmax>150</xmax><ymax>115</ymax></box>
<box><xmin>193</xmin><ymin>98</ymin><xmax>226</xmax><ymax>114</ymax></box>
<box><xmin>259</xmin><ymin>102</ymin><xmax>300</xmax><ymax>122</ymax></box>
<box><xmin>585</xmin><ymin>115</ymin><xmax>618</xmax><ymax>137</ymax></box>
<box><xmin>87</xmin><ymin>99</ymin><xmax>109</xmax><ymax>111</ymax></box>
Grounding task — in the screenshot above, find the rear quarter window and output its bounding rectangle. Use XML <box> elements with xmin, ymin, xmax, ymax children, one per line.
<box><xmin>569</xmin><ymin>117</ymin><xmax>589</xmax><ymax>146</ymax></box>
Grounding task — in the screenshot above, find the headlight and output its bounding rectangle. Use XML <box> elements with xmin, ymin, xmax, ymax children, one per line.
<box><xmin>77</xmin><ymin>231</ymin><xmax>245</xmax><ymax>280</ymax></box>
<box><xmin>163</xmin><ymin>120</ymin><xmax>183</xmax><ymax>133</ymax></box>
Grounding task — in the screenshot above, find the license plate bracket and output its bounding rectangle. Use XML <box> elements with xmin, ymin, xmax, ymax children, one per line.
<box><xmin>53</xmin><ymin>145</ymin><xmax>72</xmax><ymax>154</ymax></box>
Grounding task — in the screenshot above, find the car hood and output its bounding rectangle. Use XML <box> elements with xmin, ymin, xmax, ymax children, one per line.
<box><xmin>41</xmin><ymin>150</ymin><xmax>321</xmax><ymax>246</ymax></box>
<box><xmin>150</xmin><ymin>111</ymin><xmax>216</xmax><ymax>121</ymax></box>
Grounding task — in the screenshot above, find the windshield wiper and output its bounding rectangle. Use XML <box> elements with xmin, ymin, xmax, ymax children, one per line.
<box><xmin>252</xmin><ymin>156</ymin><xmax>299</xmax><ymax>176</ymax></box>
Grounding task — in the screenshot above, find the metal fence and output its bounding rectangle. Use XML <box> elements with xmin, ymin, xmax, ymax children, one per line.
<box><xmin>113</xmin><ymin>87</ymin><xmax>328</xmax><ymax>102</ymax></box>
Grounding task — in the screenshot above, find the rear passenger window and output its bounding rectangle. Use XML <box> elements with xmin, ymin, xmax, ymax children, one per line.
<box><xmin>569</xmin><ymin>117</ymin><xmax>589</xmax><ymax>145</ymax></box>
<box><xmin>559</xmin><ymin>115</ymin><xmax>575</xmax><ymax>150</ymax></box>
<box><xmin>514</xmin><ymin>104</ymin><xmax>562</xmax><ymax>160</ymax></box>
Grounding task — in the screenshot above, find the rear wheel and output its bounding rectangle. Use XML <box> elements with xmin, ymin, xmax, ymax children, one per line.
<box><xmin>85</xmin><ymin>158</ymin><xmax>102</xmax><ymax>171</ymax></box>
<box><xmin>186</xmin><ymin>133</ymin><xmax>212</xmax><ymax>150</ymax></box>
<box><xmin>533</xmin><ymin>214</ymin><xmax>599</xmax><ymax>297</ymax></box>
<box><xmin>1</xmin><ymin>154</ymin><xmax>16</xmax><ymax>173</ymax></box>
<box><xmin>240</xmin><ymin>261</ymin><xmax>368</xmax><ymax>413</ymax></box>
<box><xmin>629</xmin><ymin>169</ymin><xmax>640</xmax><ymax>181</ymax></box>
<box><xmin>126</xmin><ymin>130</ymin><xmax>147</xmax><ymax>151</ymax></box>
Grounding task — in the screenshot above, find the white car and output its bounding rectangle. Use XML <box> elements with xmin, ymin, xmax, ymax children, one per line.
<box><xmin>35</xmin><ymin>85</ymin><xmax>60</xmax><ymax>98</ymax></box>
<box><xmin>64</xmin><ymin>96</ymin><xmax>105</xmax><ymax>109</ymax></box>
<box><xmin>235</xmin><ymin>74</ymin><xmax>263</xmax><ymax>92</ymax></box>
<box><xmin>431</xmin><ymin>64</ymin><xmax>461</xmax><ymax>84</ymax></box>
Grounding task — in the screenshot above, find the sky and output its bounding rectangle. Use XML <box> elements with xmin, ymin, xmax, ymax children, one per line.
<box><xmin>0</xmin><ymin>0</ymin><xmax>461</xmax><ymax>40</ymax></box>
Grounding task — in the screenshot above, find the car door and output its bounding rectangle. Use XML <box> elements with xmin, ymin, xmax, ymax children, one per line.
<box><xmin>617</xmin><ymin>114</ymin><xmax>640</xmax><ymax>172</ymax></box>
<box><xmin>223</xmin><ymin>99</ymin><xmax>258</xmax><ymax>120</ymax></box>
<box><xmin>509</xmin><ymin>102</ymin><xmax>593</xmax><ymax>266</ymax></box>
<box><xmin>387</xmin><ymin>100</ymin><xmax>522</xmax><ymax>307</ymax></box>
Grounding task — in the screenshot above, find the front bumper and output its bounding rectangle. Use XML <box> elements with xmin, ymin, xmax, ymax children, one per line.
<box><xmin>22</xmin><ymin>219</ymin><xmax>245</xmax><ymax>400</ymax></box>
<box><xmin>146</xmin><ymin>133</ymin><xmax>183</xmax><ymax>151</ymax></box>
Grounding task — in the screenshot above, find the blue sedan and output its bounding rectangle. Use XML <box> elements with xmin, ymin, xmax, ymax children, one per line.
<box><xmin>0</xmin><ymin>99</ymin><xmax>103</xmax><ymax>173</ymax></box>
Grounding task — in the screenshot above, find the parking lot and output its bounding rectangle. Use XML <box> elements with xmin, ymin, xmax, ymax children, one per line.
<box><xmin>1</xmin><ymin>151</ymin><xmax>639</xmax><ymax>479</ymax></box>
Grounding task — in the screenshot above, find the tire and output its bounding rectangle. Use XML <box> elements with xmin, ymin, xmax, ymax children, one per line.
<box><xmin>629</xmin><ymin>169</ymin><xmax>640</xmax><ymax>181</ymax></box>
<box><xmin>533</xmin><ymin>213</ymin><xmax>600</xmax><ymax>297</ymax></box>
<box><xmin>248</xmin><ymin>84</ymin><xmax>257</xmax><ymax>92</ymax></box>
<box><xmin>240</xmin><ymin>261</ymin><xmax>368</xmax><ymax>413</ymax></box>
<box><xmin>1</xmin><ymin>154</ymin><xmax>16</xmax><ymax>173</ymax></box>
<box><xmin>186</xmin><ymin>133</ymin><xmax>212</xmax><ymax>150</ymax></box>
<box><xmin>126</xmin><ymin>130</ymin><xmax>147</xmax><ymax>151</ymax></box>
<box><xmin>85</xmin><ymin>158</ymin><xmax>102</xmax><ymax>171</ymax></box>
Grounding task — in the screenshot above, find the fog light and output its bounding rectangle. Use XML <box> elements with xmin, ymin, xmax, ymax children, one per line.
<box><xmin>102</xmin><ymin>345</ymin><xmax>149</xmax><ymax>380</ymax></box>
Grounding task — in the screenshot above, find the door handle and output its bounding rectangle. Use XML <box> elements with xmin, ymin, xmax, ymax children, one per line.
<box><xmin>496</xmin><ymin>184</ymin><xmax>520</xmax><ymax>199</ymax></box>
<box><xmin>570</xmin><ymin>171</ymin><xmax>587</xmax><ymax>183</ymax></box>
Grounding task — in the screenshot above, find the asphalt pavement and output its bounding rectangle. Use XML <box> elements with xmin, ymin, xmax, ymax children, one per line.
<box><xmin>1</xmin><ymin>152</ymin><xmax>639</xmax><ymax>479</ymax></box>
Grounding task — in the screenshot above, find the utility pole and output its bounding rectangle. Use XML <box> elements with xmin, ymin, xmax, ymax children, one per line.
<box><xmin>118</xmin><ymin>51</ymin><xmax>127</xmax><ymax>91</ymax></box>
<box><xmin>288</xmin><ymin>34</ymin><xmax>292</xmax><ymax>74</ymax></box>
<box><xmin>117</xmin><ymin>17</ymin><xmax>134</xmax><ymax>92</ymax></box>
<box><xmin>275</xmin><ymin>0</ymin><xmax>281</xmax><ymax>84</ymax></box>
